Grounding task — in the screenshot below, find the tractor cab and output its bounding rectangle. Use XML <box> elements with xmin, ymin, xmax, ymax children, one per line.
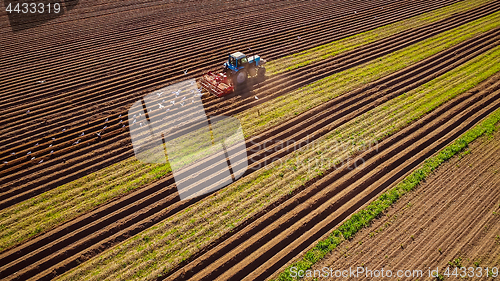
<box><xmin>224</xmin><ymin>52</ymin><xmax>248</xmax><ymax>72</ymax></box>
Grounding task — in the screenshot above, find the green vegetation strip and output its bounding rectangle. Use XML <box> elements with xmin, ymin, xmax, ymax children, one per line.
<box><xmin>58</xmin><ymin>42</ymin><xmax>500</xmax><ymax>281</ymax></box>
<box><xmin>240</xmin><ymin>11</ymin><xmax>500</xmax><ymax>137</ymax></box>
<box><xmin>271</xmin><ymin>101</ymin><xmax>500</xmax><ymax>281</ymax></box>
<box><xmin>265</xmin><ymin>0</ymin><xmax>493</xmax><ymax>74</ymax></box>
<box><xmin>1</xmin><ymin>4</ymin><xmax>498</xmax><ymax>255</ymax></box>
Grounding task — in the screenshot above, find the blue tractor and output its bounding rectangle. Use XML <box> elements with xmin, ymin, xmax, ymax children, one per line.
<box><xmin>201</xmin><ymin>52</ymin><xmax>267</xmax><ymax>97</ymax></box>
<box><xmin>223</xmin><ymin>51</ymin><xmax>266</xmax><ymax>85</ymax></box>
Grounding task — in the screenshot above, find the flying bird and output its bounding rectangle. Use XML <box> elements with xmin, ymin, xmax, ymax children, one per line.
<box><xmin>170</xmin><ymin>100</ymin><xmax>175</xmax><ymax>105</ymax></box>
<box><xmin>159</xmin><ymin>103</ymin><xmax>164</xmax><ymax>109</ymax></box>
<box><xmin>96</xmin><ymin>132</ymin><xmax>101</xmax><ymax>137</ymax></box>
<box><xmin>157</xmin><ymin>92</ymin><xmax>163</xmax><ymax>97</ymax></box>
<box><xmin>81</xmin><ymin>132</ymin><xmax>85</xmax><ymax>136</ymax></box>
<box><xmin>183</xmin><ymin>69</ymin><xmax>189</xmax><ymax>75</ymax></box>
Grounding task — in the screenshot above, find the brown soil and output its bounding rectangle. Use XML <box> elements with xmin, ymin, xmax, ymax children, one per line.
<box><xmin>1</xmin><ymin>23</ymin><xmax>499</xmax><ymax>281</ymax></box>
<box><xmin>304</xmin><ymin>124</ymin><xmax>500</xmax><ymax>281</ymax></box>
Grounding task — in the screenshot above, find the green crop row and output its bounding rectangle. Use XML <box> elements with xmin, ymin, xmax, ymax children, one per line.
<box><xmin>272</xmin><ymin>98</ymin><xmax>500</xmax><ymax>281</ymax></box>
<box><xmin>58</xmin><ymin>36</ymin><xmax>500</xmax><ymax>281</ymax></box>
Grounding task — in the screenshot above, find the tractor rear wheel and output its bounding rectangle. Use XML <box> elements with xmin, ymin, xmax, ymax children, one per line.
<box><xmin>234</xmin><ymin>69</ymin><xmax>248</xmax><ymax>84</ymax></box>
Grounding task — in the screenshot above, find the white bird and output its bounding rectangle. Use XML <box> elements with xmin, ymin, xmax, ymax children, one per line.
<box><xmin>62</xmin><ymin>128</ymin><xmax>66</xmax><ymax>132</ymax></box>
<box><xmin>174</xmin><ymin>90</ymin><xmax>181</xmax><ymax>96</ymax></box>
<box><xmin>171</xmin><ymin>100</ymin><xmax>175</xmax><ymax>105</ymax></box>
<box><xmin>35</xmin><ymin>143</ymin><xmax>39</xmax><ymax>146</ymax></box>
<box><xmin>133</xmin><ymin>114</ymin><xmax>137</xmax><ymax>118</ymax></box>
<box><xmin>181</xmin><ymin>96</ymin><xmax>186</xmax><ymax>101</ymax></box>
<box><xmin>159</xmin><ymin>103</ymin><xmax>164</xmax><ymax>109</ymax></box>
<box><xmin>183</xmin><ymin>69</ymin><xmax>189</xmax><ymax>75</ymax></box>
<box><xmin>122</xmin><ymin>124</ymin><xmax>125</xmax><ymax>128</ymax></box>
<box><xmin>26</xmin><ymin>110</ymin><xmax>30</xmax><ymax>114</ymax></box>
<box><xmin>103</xmin><ymin>126</ymin><xmax>107</xmax><ymax>130</ymax></box>
<box><xmin>3</xmin><ymin>161</ymin><xmax>7</xmax><ymax>164</ymax></box>
<box><xmin>50</xmin><ymin>150</ymin><xmax>54</xmax><ymax>154</ymax></box>
<box><xmin>139</xmin><ymin>113</ymin><xmax>142</xmax><ymax>117</ymax></box>
<box><xmin>140</xmin><ymin>123</ymin><xmax>143</xmax><ymax>127</ymax></box>
<box><xmin>96</xmin><ymin>132</ymin><xmax>101</xmax><ymax>137</ymax></box>
<box><xmin>255</xmin><ymin>96</ymin><xmax>259</xmax><ymax>100</ymax></box>
<box><xmin>105</xmin><ymin>118</ymin><xmax>108</xmax><ymax>122</ymax></box>
<box><xmin>74</xmin><ymin>139</ymin><xmax>80</xmax><ymax>145</ymax></box>
<box><xmin>31</xmin><ymin>157</ymin><xmax>35</xmax><ymax>160</ymax></box>
<box><xmin>81</xmin><ymin>132</ymin><xmax>85</xmax><ymax>136</ymax></box>
<box><xmin>118</xmin><ymin>114</ymin><xmax>122</xmax><ymax>118</ymax></box>
<box><xmin>39</xmin><ymin>160</ymin><xmax>43</xmax><ymax>164</ymax></box>
<box><xmin>157</xmin><ymin>92</ymin><xmax>163</xmax><ymax>97</ymax></box>
<box><xmin>133</xmin><ymin>119</ymin><xmax>137</xmax><ymax>124</ymax></box>
<box><xmin>52</xmin><ymin>137</ymin><xmax>56</xmax><ymax>140</ymax></box>
<box><xmin>166</xmin><ymin>108</ymin><xmax>170</xmax><ymax>112</ymax></box>
<box><xmin>10</xmin><ymin>152</ymin><xmax>15</xmax><ymax>155</ymax></box>
<box><xmin>27</xmin><ymin>151</ymin><xmax>31</xmax><ymax>155</ymax></box>
<box><xmin>148</xmin><ymin>109</ymin><xmax>152</xmax><ymax>113</ymax></box>
<box><xmin>37</xmin><ymin>80</ymin><xmax>45</xmax><ymax>83</ymax></box>
<box><xmin>192</xmin><ymin>100</ymin><xmax>195</xmax><ymax>103</ymax></box>
<box><xmin>49</xmin><ymin>144</ymin><xmax>52</xmax><ymax>147</ymax></box>
<box><xmin>297</xmin><ymin>36</ymin><xmax>301</xmax><ymax>40</ymax></box>
<box><xmin>180</xmin><ymin>102</ymin><xmax>185</xmax><ymax>106</ymax></box>
<box><xmin>354</xmin><ymin>11</ymin><xmax>357</xmax><ymax>14</ymax></box>
<box><xmin>119</xmin><ymin>120</ymin><xmax>123</xmax><ymax>123</ymax></box>
<box><xmin>190</xmin><ymin>81</ymin><xmax>195</xmax><ymax>85</ymax></box>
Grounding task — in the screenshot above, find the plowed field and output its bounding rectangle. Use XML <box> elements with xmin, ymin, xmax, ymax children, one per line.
<box><xmin>1</xmin><ymin>0</ymin><xmax>499</xmax><ymax>280</ymax></box>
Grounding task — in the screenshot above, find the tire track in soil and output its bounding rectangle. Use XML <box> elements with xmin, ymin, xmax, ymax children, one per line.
<box><xmin>304</xmin><ymin>121</ymin><xmax>500</xmax><ymax>281</ymax></box>
<box><xmin>0</xmin><ymin>27</ymin><xmax>498</xmax><ymax>281</ymax></box>
<box><xmin>1</xmin><ymin>0</ymin><xmax>495</xmax><ymax>208</ymax></box>
<box><xmin>0</xmin><ymin>0</ymin><xmax>454</xmax><ymax>153</ymax></box>
<box><xmin>179</xmin><ymin>73</ymin><xmax>500</xmax><ymax>281</ymax></box>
